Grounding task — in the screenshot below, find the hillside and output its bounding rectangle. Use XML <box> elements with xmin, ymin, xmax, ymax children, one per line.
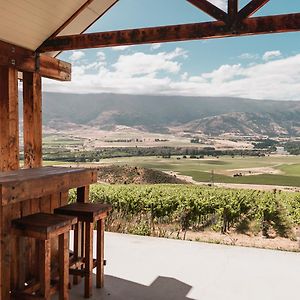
<box><xmin>97</xmin><ymin>165</ymin><xmax>187</xmax><ymax>184</ymax></box>
<box><xmin>40</xmin><ymin>92</ymin><xmax>300</xmax><ymax>136</ymax></box>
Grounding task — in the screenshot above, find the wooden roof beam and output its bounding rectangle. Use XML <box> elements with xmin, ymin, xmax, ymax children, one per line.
<box><xmin>0</xmin><ymin>40</ymin><xmax>71</xmax><ymax>81</ymax></box>
<box><xmin>238</xmin><ymin>0</ymin><xmax>270</xmax><ymax>19</ymax></box>
<box><xmin>186</xmin><ymin>0</ymin><xmax>228</xmax><ymax>22</ymax></box>
<box><xmin>228</xmin><ymin>0</ymin><xmax>238</xmax><ymax>21</ymax></box>
<box><xmin>38</xmin><ymin>13</ymin><xmax>300</xmax><ymax>52</ymax></box>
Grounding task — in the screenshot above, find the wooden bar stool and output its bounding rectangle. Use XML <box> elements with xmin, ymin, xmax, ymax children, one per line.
<box><xmin>54</xmin><ymin>202</ymin><xmax>112</xmax><ymax>298</ymax></box>
<box><xmin>11</xmin><ymin>213</ymin><xmax>77</xmax><ymax>300</ymax></box>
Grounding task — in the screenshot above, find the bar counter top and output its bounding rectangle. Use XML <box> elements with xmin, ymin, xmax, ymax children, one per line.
<box><xmin>0</xmin><ymin>166</ymin><xmax>97</xmax><ymax>205</ymax></box>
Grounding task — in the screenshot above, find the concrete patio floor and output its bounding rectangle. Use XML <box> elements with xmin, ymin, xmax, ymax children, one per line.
<box><xmin>58</xmin><ymin>232</ymin><xmax>300</xmax><ymax>300</ymax></box>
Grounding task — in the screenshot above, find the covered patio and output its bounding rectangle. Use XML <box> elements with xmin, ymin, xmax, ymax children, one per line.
<box><xmin>1</xmin><ymin>0</ymin><xmax>300</xmax><ymax>299</ymax></box>
<box><xmin>64</xmin><ymin>232</ymin><xmax>300</xmax><ymax>300</ymax></box>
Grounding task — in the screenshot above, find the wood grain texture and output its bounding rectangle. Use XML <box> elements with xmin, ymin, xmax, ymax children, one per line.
<box><xmin>0</xmin><ymin>66</ymin><xmax>19</xmax><ymax>172</ymax></box>
<box><xmin>23</xmin><ymin>72</ymin><xmax>42</xmax><ymax>169</ymax></box>
<box><xmin>96</xmin><ymin>219</ymin><xmax>105</xmax><ymax>288</ymax></box>
<box><xmin>0</xmin><ymin>167</ymin><xmax>97</xmax><ymax>205</ymax></box>
<box><xmin>84</xmin><ymin>222</ymin><xmax>93</xmax><ymax>298</ymax></box>
<box><xmin>39</xmin><ymin>13</ymin><xmax>300</xmax><ymax>52</ymax></box>
<box><xmin>59</xmin><ymin>232</ymin><xmax>69</xmax><ymax>300</ymax></box>
<box><xmin>0</xmin><ymin>40</ymin><xmax>71</xmax><ymax>81</ymax></box>
<box><xmin>238</xmin><ymin>0</ymin><xmax>270</xmax><ymax>19</ymax></box>
<box><xmin>0</xmin><ymin>65</ymin><xmax>19</xmax><ymax>300</ymax></box>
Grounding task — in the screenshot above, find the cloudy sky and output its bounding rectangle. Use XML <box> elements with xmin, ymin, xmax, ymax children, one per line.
<box><xmin>45</xmin><ymin>0</ymin><xmax>300</xmax><ymax>100</ymax></box>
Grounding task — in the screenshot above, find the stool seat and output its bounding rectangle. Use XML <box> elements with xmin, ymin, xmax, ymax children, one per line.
<box><xmin>12</xmin><ymin>212</ymin><xmax>77</xmax><ymax>240</ymax></box>
<box><xmin>54</xmin><ymin>202</ymin><xmax>112</xmax><ymax>223</ymax></box>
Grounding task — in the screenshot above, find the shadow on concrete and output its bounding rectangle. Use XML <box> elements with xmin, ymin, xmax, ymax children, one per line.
<box><xmin>68</xmin><ymin>275</ymin><xmax>196</xmax><ymax>300</ymax></box>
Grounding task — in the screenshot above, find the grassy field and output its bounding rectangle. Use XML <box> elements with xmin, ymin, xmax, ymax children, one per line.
<box><xmin>98</xmin><ymin>155</ymin><xmax>300</xmax><ymax>187</ymax></box>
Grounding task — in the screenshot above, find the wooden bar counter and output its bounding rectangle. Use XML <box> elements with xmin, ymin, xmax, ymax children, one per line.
<box><xmin>0</xmin><ymin>166</ymin><xmax>97</xmax><ymax>299</ymax></box>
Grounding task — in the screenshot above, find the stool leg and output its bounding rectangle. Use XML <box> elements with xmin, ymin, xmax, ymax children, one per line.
<box><xmin>59</xmin><ymin>232</ymin><xmax>69</xmax><ymax>300</ymax></box>
<box><xmin>73</xmin><ymin>222</ymin><xmax>80</xmax><ymax>285</ymax></box>
<box><xmin>96</xmin><ymin>219</ymin><xmax>105</xmax><ymax>288</ymax></box>
<box><xmin>84</xmin><ymin>222</ymin><xmax>93</xmax><ymax>298</ymax></box>
<box><xmin>39</xmin><ymin>239</ymin><xmax>51</xmax><ymax>300</ymax></box>
<box><xmin>17</xmin><ymin>237</ymin><xmax>26</xmax><ymax>290</ymax></box>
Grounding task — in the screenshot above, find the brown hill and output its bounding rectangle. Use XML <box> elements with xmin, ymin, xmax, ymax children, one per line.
<box><xmin>97</xmin><ymin>165</ymin><xmax>187</xmax><ymax>184</ymax></box>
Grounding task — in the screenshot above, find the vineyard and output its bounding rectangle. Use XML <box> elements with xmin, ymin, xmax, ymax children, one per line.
<box><xmin>70</xmin><ymin>184</ymin><xmax>300</xmax><ymax>241</ymax></box>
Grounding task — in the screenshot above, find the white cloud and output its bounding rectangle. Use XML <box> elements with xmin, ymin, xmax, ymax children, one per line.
<box><xmin>238</xmin><ymin>53</ymin><xmax>259</xmax><ymax>60</ymax></box>
<box><xmin>44</xmin><ymin>50</ymin><xmax>300</xmax><ymax>101</ymax></box>
<box><xmin>96</xmin><ymin>51</ymin><xmax>106</xmax><ymax>61</ymax></box>
<box><xmin>151</xmin><ymin>43</ymin><xmax>162</xmax><ymax>50</ymax></box>
<box><xmin>69</xmin><ymin>51</ymin><xmax>85</xmax><ymax>61</ymax></box>
<box><xmin>112</xmin><ymin>48</ymin><xmax>187</xmax><ymax>76</ymax></box>
<box><xmin>112</xmin><ymin>46</ymin><xmax>131</xmax><ymax>51</ymax></box>
<box><xmin>262</xmin><ymin>50</ymin><xmax>282</xmax><ymax>61</ymax></box>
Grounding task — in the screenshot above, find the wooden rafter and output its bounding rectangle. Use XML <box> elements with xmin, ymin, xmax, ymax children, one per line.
<box><xmin>187</xmin><ymin>0</ymin><xmax>228</xmax><ymax>22</ymax></box>
<box><xmin>38</xmin><ymin>13</ymin><xmax>300</xmax><ymax>52</ymax></box>
<box><xmin>0</xmin><ymin>40</ymin><xmax>71</xmax><ymax>81</ymax></box>
<box><xmin>238</xmin><ymin>0</ymin><xmax>270</xmax><ymax>19</ymax></box>
<box><xmin>228</xmin><ymin>0</ymin><xmax>238</xmax><ymax>20</ymax></box>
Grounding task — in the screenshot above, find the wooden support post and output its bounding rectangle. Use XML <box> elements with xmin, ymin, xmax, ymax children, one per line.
<box><xmin>59</xmin><ymin>233</ymin><xmax>69</xmax><ymax>300</ymax></box>
<box><xmin>39</xmin><ymin>239</ymin><xmax>51</xmax><ymax>300</ymax></box>
<box><xmin>0</xmin><ymin>66</ymin><xmax>19</xmax><ymax>300</ymax></box>
<box><xmin>0</xmin><ymin>66</ymin><xmax>19</xmax><ymax>171</ymax></box>
<box><xmin>96</xmin><ymin>219</ymin><xmax>105</xmax><ymax>288</ymax></box>
<box><xmin>23</xmin><ymin>72</ymin><xmax>42</xmax><ymax>168</ymax></box>
<box><xmin>84</xmin><ymin>222</ymin><xmax>93</xmax><ymax>298</ymax></box>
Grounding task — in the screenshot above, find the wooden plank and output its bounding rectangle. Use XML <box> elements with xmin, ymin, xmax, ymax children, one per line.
<box><xmin>0</xmin><ymin>40</ymin><xmax>71</xmax><ymax>81</ymax></box>
<box><xmin>50</xmin><ymin>193</ymin><xmax>61</xmax><ymax>213</ymax></box>
<box><xmin>60</xmin><ymin>191</ymin><xmax>69</xmax><ymax>207</ymax></box>
<box><xmin>23</xmin><ymin>72</ymin><xmax>42</xmax><ymax>169</ymax></box>
<box><xmin>11</xmin><ymin>202</ymin><xmax>21</xmax><ymax>290</ymax></box>
<box><xmin>50</xmin><ymin>0</ymin><xmax>96</xmax><ymax>38</ymax></box>
<box><xmin>238</xmin><ymin>0</ymin><xmax>270</xmax><ymax>19</ymax></box>
<box><xmin>187</xmin><ymin>0</ymin><xmax>228</xmax><ymax>22</ymax></box>
<box><xmin>58</xmin><ymin>233</ymin><xmax>69</xmax><ymax>300</ymax></box>
<box><xmin>1</xmin><ymin>169</ymin><xmax>97</xmax><ymax>205</ymax></box>
<box><xmin>1</xmin><ymin>205</ymin><xmax>11</xmax><ymax>300</ymax></box>
<box><xmin>40</xmin><ymin>195</ymin><xmax>51</xmax><ymax>213</ymax></box>
<box><xmin>0</xmin><ymin>166</ymin><xmax>97</xmax><ymax>183</ymax></box>
<box><xmin>39</xmin><ymin>13</ymin><xmax>300</xmax><ymax>52</ymax></box>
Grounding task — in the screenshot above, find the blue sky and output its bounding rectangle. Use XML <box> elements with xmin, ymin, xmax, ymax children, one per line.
<box><xmin>46</xmin><ymin>0</ymin><xmax>300</xmax><ymax>100</ymax></box>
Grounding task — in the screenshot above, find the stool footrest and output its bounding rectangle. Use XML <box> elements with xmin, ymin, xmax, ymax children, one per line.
<box><xmin>69</xmin><ymin>258</ymin><xmax>107</xmax><ymax>277</ymax></box>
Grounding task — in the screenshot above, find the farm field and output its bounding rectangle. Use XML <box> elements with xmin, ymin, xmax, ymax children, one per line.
<box><xmin>97</xmin><ymin>155</ymin><xmax>300</xmax><ymax>188</ymax></box>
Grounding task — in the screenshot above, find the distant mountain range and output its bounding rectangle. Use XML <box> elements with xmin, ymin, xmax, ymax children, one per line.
<box><xmin>39</xmin><ymin>92</ymin><xmax>300</xmax><ymax>137</ymax></box>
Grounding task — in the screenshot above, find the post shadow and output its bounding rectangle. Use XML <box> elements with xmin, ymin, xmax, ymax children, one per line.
<box><xmin>67</xmin><ymin>274</ymin><xmax>196</xmax><ymax>300</ymax></box>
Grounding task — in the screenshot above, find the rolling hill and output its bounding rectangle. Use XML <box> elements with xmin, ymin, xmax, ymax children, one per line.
<box><xmin>39</xmin><ymin>92</ymin><xmax>300</xmax><ymax>137</ymax></box>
